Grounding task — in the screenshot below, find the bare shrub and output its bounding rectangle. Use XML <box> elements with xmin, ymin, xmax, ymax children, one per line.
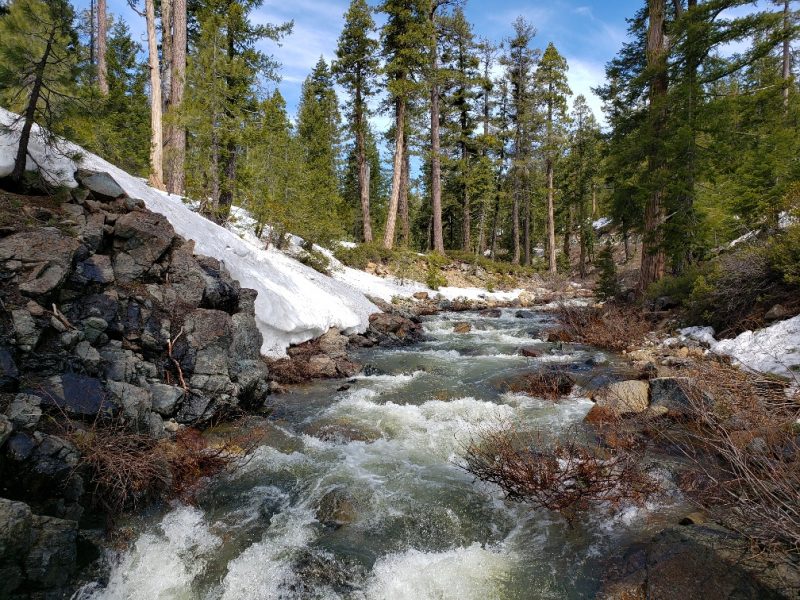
<box><xmin>462</xmin><ymin>426</ymin><xmax>658</xmax><ymax>522</ymax></box>
<box><xmin>65</xmin><ymin>416</ymin><xmax>263</xmax><ymax>515</ymax></box>
<box><xmin>661</xmin><ymin>360</ymin><xmax>800</xmax><ymax>559</ymax></box>
<box><xmin>550</xmin><ymin>303</ymin><xmax>650</xmax><ymax>352</ymax></box>
<box><xmin>505</xmin><ymin>371</ymin><xmax>575</xmax><ymax>400</ymax></box>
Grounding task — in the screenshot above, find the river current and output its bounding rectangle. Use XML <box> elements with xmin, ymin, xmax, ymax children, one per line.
<box><xmin>78</xmin><ymin>308</ymin><xmax>682</xmax><ymax>600</ymax></box>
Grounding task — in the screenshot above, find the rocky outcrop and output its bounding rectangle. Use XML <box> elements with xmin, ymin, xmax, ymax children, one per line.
<box><xmin>268</xmin><ymin>328</ymin><xmax>361</xmax><ymax>384</ymax></box>
<box><xmin>0</xmin><ymin>174</ymin><xmax>275</xmax><ymax>596</ymax></box>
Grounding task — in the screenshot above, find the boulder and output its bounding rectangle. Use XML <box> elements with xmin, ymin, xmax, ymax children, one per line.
<box><xmin>515</xmin><ymin>310</ymin><xmax>536</xmax><ymax>319</ymax></box>
<box><xmin>112</xmin><ymin>210</ymin><xmax>175</xmax><ymax>281</ymax></box>
<box><xmin>307</xmin><ymin>355</ymin><xmax>339</xmax><ymax>378</ymax></box>
<box><xmin>0</xmin><ymin>347</ymin><xmax>20</xmax><ymax>392</ymax></box>
<box><xmin>413</xmin><ymin>291</ymin><xmax>429</xmax><ymax>300</ymax></box>
<box><xmin>593</xmin><ymin>380</ymin><xmax>650</xmax><ymax>416</ymax></box>
<box><xmin>764</xmin><ymin>303</ymin><xmax>791</xmax><ymax>322</ymax></box>
<box><xmin>166</xmin><ymin>241</ymin><xmax>207</xmax><ymax>308</ymax></box>
<box><xmin>100</xmin><ymin>344</ymin><xmax>139</xmax><ymax>383</ymax></box>
<box><xmin>24</xmin><ymin>513</ymin><xmax>78</xmax><ymax>591</ymax></box>
<box><xmin>11</xmin><ymin>308</ymin><xmax>40</xmax><ymax>352</ymax></box>
<box><xmin>599</xmin><ymin>525</ymin><xmax>786</xmax><ymax>600</ymax></box>
<box><xmin>175</xmin><ymin>392</ymin><xmax>212</xmax><ymax>424</ymax></box>
<box><xmin>5</xmin><ymin>394</ymin><xmax>42</xmax><ymax>429</ymax></box>
<box><xmin>230</xmin><ymin>311</ymin><xmax>263</xmax><ymax>360</ymax></box>
<box><xmin>75</xmin><ymin>340</ymin><xmax>101</xmax><ymax>371</ymax></box>
<box><xmin>479</xmin><ymin>308</ymin><xmax>502</xmax><ymax>318</ymax></box>
<box><xmin>453</xmin><ymin>322</ymin><xmax>472</xmax><ymax>334</ymax></box>
<box><xmin>519</xmin><ymin>347</ymin><xmax>541</xmax><ymax>358</ymax></box>
<box><xmin>0</xmin><ymin>228</ymin><xmax>81</xmax><ymax>297</ymax></box>
<box><xmin>73</xmin><ymin>254</ymin><xmax>115</xmax><ymax>284</ymax></box>
<box><xmin>649</xmin><ymin>377</ymin><xmax>698</xmax><ymax>417</ymax></box>
<box><xmin>105</xmin><ymin>381</ymin><xmax>152</xmax><ymax>422</ymax></box>
<box><xmin>0</xmin><ymin>498</ymin><xmax>33</xmax><ymax>597</ymax></box>
<box><xmin>149</xmin><ymin>383</ymin><xmax>185</xmax><ymax>416</ymax></box>
<box><xmin>367</xmin><ymin>312</ymin><xmax>423</xmax><ymax>344</ymax></box>
<box><xmin>0</xmin><ymin>415</ymin><xmax>12</xmax><ymax>448</ymax></box>
<box><xmin>39</xmin><ymin>373</ymin><xmax>108</xmax><ymax>418</ymax></box>
<box><xmin>197</xmin><ymin>256</ymin><xmax>240</xmax><ymax>312</ymax></box>
<box><xmin>316</xmin><ymin>488</ymin><xmax>356</xmax><ymax>529</ymax></box>
<box><xmin>75</xmin><ymin>169</ymin><xmax>126</xmax><ymax>199</ymax></box>
<box><xmin>316</xmin><ymin>328</ymin><xmax>349</xmax><ymax>359</ymax></box>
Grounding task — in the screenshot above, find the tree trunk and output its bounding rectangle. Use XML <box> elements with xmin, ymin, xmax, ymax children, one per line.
<box><xmin>97</xmin><ymin>0</ymin><xmax>108</xmax><ymax>95</ymax></box>
<box><xmin>145</xmin><ymin>0</ymin><xmax>165</xmax><ymax>189</ymax></box>
<box><xmin>383</xmin><ymin>97</ymin><xmax>406</xmax><ymax>249</ymax></box>
<box><xmin>166</xmin><ymin>0</ymin><xmax>187</xmax><ymax>195</ymax></box>
<box><xmin>639</xmin><ymin>0</ymin><xmax>668</xmax><ymax>291</ymax></box>
<box><xmin>12</xmin><ymin>30</ymin><xmax>55</xmax><ymax>182</ymax></box>
<box><xmin>430</xmin><ymin>10</ymin><xmax>444</xmax><ymax>253</ymax></box>
<box><xmin>89</xmin><ymin>0</ymin><xmax>95</xmax><ymax>66</ymax></box>
<box><xmin>489</xmin><ymin>191</ymin><xmax>500</xmax><ymax>259</ymax></box>
<box><xmin>161</xmin><ymin>0</ymin><xmax>172</xmax><ymax>106</ymax></box>
<box><xmin>546</xmin><ymin>158</ymin><xmax>557</xmax><ymax>273</ymax></box>
<box><xmin>563</xmin><ymin>204</ymin><xmax>572</xmax><ymax>264</ymax></box>
<box><xmin>355</xmin><ymin>94</ymin><xmax>372</xmax><ymax>242</ymax></box>
<box><xmin>523</xmin><ymin>175</ymin><xmax>530</xmax><ymax>265</ymax></box>
<box><xmin>512</xmin><ymin>173</ymin><xmax>521</xmax><ymax>264</ymax></box>
<box><xmin>399</xmin><ymin>134</ymin><xmax>410</xmax><ymax>246</ymax></box>
<box><xmin>579</xmin><ymin>199</ymin><xmax>587</xmax><ymax>278</ymax></box>
<box><xmin>782</xmin><ymin>0</ymin><xmax>791</xmax><ymax>113</ymax></box>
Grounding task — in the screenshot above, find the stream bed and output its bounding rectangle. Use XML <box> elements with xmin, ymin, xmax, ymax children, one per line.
<box><xmin>78</xmin><ymin>309</ymin><xmax>685</xmax><ymax>600</ymax></box>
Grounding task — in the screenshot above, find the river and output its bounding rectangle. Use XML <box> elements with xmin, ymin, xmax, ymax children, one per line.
<box><xmin>77</xmin><ymin>308</ymin><xmax>683</xmax><ymax>600</ymax></box>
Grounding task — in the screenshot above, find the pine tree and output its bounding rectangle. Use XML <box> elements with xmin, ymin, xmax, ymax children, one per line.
<box><xmin>502</xmin><ymin>17</ymin><xmax>538</xmax><ymax>265</ymax></box>
<box><xmin>380</xmin><ymin>0</ymin><xmax>430</xmax><ymax>250</ymax></box>
<box><xmin>596</xmin><ymin>242</ymin><xmax>620</xmax><ymax>301</ymax></box>
<box><xmin>333</xmin><ymin>0</ymin><xmax>379</xmax><ymax>242</ymax></box>
<box><xmin>534</xmin><ymin>42</ymin><xmax>571</xmax><ymax>274</ymax></box>
<box><xmin>0</xmin><ymin>0</ymin><xmax>81</xmax><ymax>183</ymax></box>
<box><xmin>297</xmin><ymin>57</ymin><xmax>345</xmax><ymax>242</ymax></box>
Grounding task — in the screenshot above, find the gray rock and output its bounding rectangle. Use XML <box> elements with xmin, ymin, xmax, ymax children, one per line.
<box><xmin>231</xmin><ymin>312</ymin><xmax>263</xmax><ymax>360</ymax></box>
<box><xmin>764</xmin><ymin>303</ymin><xmax>791</xmax><ymax>322</ymax></box>
<box><xmin>6</xmin><ymin>432</ymin><xmax>35</xmax><ymax>461</ymax></box>
<box><xmin>74</xmin><ymin>254</ymin><xmax>115</xmax><ymax>284</ymax></box>
<box><xmin>106</xmin><ymin>381</ymin><xmax>152</xmax><ymax>421</ymax></box>
<box><xmin>80</xmin><ymin>212</ymin><xmax>106</xmax><ymax>251</ymax></box>
<box><xmin>143</xmin><ymin>411</ymin><xmax>166</xmax><ymax>439</ymax></box>
<box><xmin>112</xmin><ymin>210</ymin><xmax>175</xmax><ymax>281</ymax></box>
<box><xmin>39</xmin><ymin>373</ymin><xmax>109</xmax><ymax>417</ymax></box>
<box><xmin>30</xmin><ymin>434</ymin><xmax>80</xmax><ymax>480</ymax></box>
<box><xmin>60</xmin><ymin>329</ymin><xmax>82</xmax><ymax>350</ymax></box>
<box><xmin>75</xmin><ymin>169</ymin><xmax>126</xmax><ymax>199</ymax></box>
<box><xmin>82</xmin><ymin>316</ymin><xmax>109</xmax><ymax>345</ymax></box>
<box><xmin>176</xmin><ymin>392</ymin><xmax>211</xmax><ymax>423</ymax></box>
<box><xmin>194</xmin><ymin>347</ymin><xmax>230</xmax><ymax>375</ymax></box>
<box><xmin>149</xmin><ymin>383</ymin><xmax>184</xmax><ymax>416</ymax></box>
<box><xmin>650</xmin><ymin>377</ymin><xmax>699</xmax><ymax>416</ymax></box>
<box><xmin>316</xmin><ymin>488</ymin><xmax>356</xmax><ymax>529</ymax></box>
<box><xmin>75</xmin><ymin>340</ymin><xmax>101</xmax><ymax>370</ymax></box>
<box><xmin>5</xmin><ymin>394</ymin><xmax>42</xmax><ymax>429</ymax></box>
<box><xmin>0</xmin><ymin>228</ymin><xmax>81</xmax><ymax>296</ymax></box>
<box><xmin>197</xmin><ymin>256</ymin><xmax>240</xmax><ymax>312</ymax></box>
<box><xmin>11</xmin><ymin>309</ymin><xmax>40</xmax><ymax>351</ymax></box>
<box><xmin>0</xmin><ymin>415</ymin><xmax>12</xmax><ymax>447</ymax></box>
<box><xmin>0</xmin><ymin>347</ymin><xmax>19</xmax><ymax>392</ymax></box>
<box><xmin>0</xmin><ymin>498</ymin><xmax>32</xmax><ymax>597</ymax></box>
<box><xmin>100</xmin><ymin>345</ymin><xmax>138</xmax><ymax>382</ymax></box>
<box><xmin>24</xmin><ymin>513</ymin><xmax>78</xmax><ymax>590</ymax></box>
<box><xmin>167</xmin><ymin>241</ymin><xmax>206</xmax><ymax>308</ymax></box>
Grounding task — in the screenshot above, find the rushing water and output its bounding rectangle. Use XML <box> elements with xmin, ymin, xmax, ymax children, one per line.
<box><xmin>78</xmin><ymin>309</ymin><xmax>683</xmax><ymax>600</ymax></box>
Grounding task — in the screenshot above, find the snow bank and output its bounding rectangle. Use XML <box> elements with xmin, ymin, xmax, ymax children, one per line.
<box><xmin>593</xmin><ymin>217</ymin><xmax>611</xmax><ymax>230</ymax></box>
<box><xmin>670</xmin><ymin>319</ymin><xmax>800</xmax><ymax>379</ymax></box>
<box><xmin>0</xmin><ymin>109</ymin><xmax>522</xmax><ymax>355</ymax></box>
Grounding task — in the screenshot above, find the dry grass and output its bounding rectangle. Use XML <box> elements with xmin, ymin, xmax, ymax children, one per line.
<box><xmin>659</xmin><ymin>360</ymin><xmax>800</xmax><ymax>560</ymax></box>
<box><xmin>462</xmin><ymin>426</ymin><xmax>658</xmax><ymax>523</ymax></box>
<box><xmin>550</xmin><ymin>303</ymin><xmax>651</xmax><ymax>352</ymax></box>
<box><xmin>64</xmin><ymin>416</ymin><xmax>263</xmax><ymax>515</ymax></box>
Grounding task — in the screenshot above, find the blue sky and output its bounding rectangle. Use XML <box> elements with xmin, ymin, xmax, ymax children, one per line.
<box><xmin>77</xmin><ymin>0</ymin><xmax>645</xmax><ymax>127</ymax></box>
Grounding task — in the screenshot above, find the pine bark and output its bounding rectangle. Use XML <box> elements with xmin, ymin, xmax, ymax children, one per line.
<box><xmin>166</xmin><ymin>0</ymin><xmax>187</xmax><ymax>195</ymax></box>
<box><xmin>639</xmin><ymin>0</ymin><xmax>668</xmax><ymax>291</ymax></box>
<box><xmin>512</xmin><ymin>174</ymin><xmax>521</xmax><ymax>264</ymax></box>
<box><xmin>383</xmin><ymin>97</ymin><xmax>406</xmax><ymax>249</ymax></box>
<box><xmin>355</xmin><ymin>91</ymin><xmax>373</xmax><ymax>242</ymax></box>
<box><xmin>97</xmin><ymin>0</ymin><xmax>108</xmax><ymax>95</ymax></box>
<box><xmin>782</xmin><ymin>0</ymin><xmax>791</xmax><ymax>112</ymax></box>
<box><xmin>145</xmin><ymin>0</ymin><xmax>164</xmax><ymax>189</ymax></box>
<box><xmin>399</xmin><ymin>133</ymin><xmax>410</xmax><ymax>246</ymax></box>
<box><xmin>430</xmin><ymin>7</ymin><xmax>444</xmax><ymax>253</ymax></box>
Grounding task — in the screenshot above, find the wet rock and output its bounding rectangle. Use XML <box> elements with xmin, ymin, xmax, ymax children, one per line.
<box><xmin>176</xmin><ymin>392</ymin><xmax>212</xmax><ymax>424</ymax></box>
<box><xmin>599</xmin><ymin>525</ymin><xmax>785</xmax><ymax>600</ymax></box>
<box><xmin>515</xmin><ymin>310</ymin><xmax>535</xmax><ymax>319</ymax></box>
<box><xmin>0</xmin><ymin>228</ymin><xmax>81</xmax><ymax>297</ymax></box>
<box><xmin>24</xmin><ymin>513</ymin><xmax>78</xmax><ymax>592</ymax></box>
<box><xmin>507</xmin><ymin>371</ymin><xmax>575</xmax><ymax>399</ymax></box>
<box><xmin>348</xmin><ymin>334</ymin><xmax>375</xmax><ymax>348</ymax></box>
<box><xmin>304</xmin><ymin>418</ymin><xmax>381</xmax><ymax>444</ymax></box>
<box><xmin>519</xmin><ymin>347</ymin><xmax>541</xmax><ymax>358</ymax></box>
<box><xmin>0</xmin><ymin>347</ymin><xmax>20</xmax><ymax>392</ymax></box>
<box><xmin>367</xmin><ymin>312</ymin><xmax>424</xmax><ymax>344</ymax></box>
<box><xmin>112</xmin><ymin>210</ymin><xmax>175</xmax><ymax>281</ymax></box>
<box><xmin>593</xmin><ymin>380</ymin><xmax>650</xmax><ymax>416</ymax></box>
<box><xmin>39</xmin><ymin>373</ymin><xmax>109</xmax><ymax>418</ymax></box>
<box><xmin>5</xmin><ymin>394</ymin><xmax>42</xmax><ymax>429</ymax></box>
<box><xmin>231</xmin><ymin>359</ymin><xmax>269</xmax><ymax>408</ymax></box>
<box><xmin>453</xmin><ymin>321</ymin><xmax>472</xmax><ymax>334</ymax></box>
<box><xmin>480</xmin><ymin>308</ymin><xmax>502</xmax><ymax>318</ymax></box>
<box><xmin>149</xmin><ymin>382</ymin><xmax>185</xmax><ymax>416</ymax></box>
<box><xmin>316</xmin><ymin>488</ymin><xmax>357</xmax><ymax>528</ymax></box>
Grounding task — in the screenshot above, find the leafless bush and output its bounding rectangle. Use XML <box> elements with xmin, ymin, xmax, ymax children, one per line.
<box><xmin>462</xmin><ymin>426</ymin><xmax>658</xmax><ymax>523</ymax></box>
<box><xmin>64</xmin><ymin>416</ymin><xmax>263</xmax><ymax>515</ymax></box>
<box><xmin>550</xmin><ymin>303</ymin><xmax>650</xmax><ymax>352</ymax></box>
<box><xmin>662</xmin><ymin>360</ymin><xmax>800</xmax><ymax>558</ymax></box>
<box><xmin>505</xmin><ymin>371</ymin><xmax>575</xmax><ymax>400</ymax></box>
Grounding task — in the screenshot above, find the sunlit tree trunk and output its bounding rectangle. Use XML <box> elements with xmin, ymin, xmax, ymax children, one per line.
<box><xmin>97</xmin><ymin>0</ymin><xmax>108</xmax><ymax>95</ymax></box>
<box><xmin>166</xmin><ymin>0</ymin><xmax>187</xmax><ymax>195</ymax></box>
<box><xmin>145</xmin><ymin>0</ymin><xmax>164</xmax><ymax>189</ymax></box>
<box><xmin>383</xmin><ymin>97</ymin><xmax>405</xmax><ymax>249</ymax></box>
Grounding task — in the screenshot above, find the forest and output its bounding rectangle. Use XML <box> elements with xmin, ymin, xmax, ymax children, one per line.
<box><xmin>1</xmin><ymin>0</ymin><xmax>796</xmax><ymax>296</ymax></box>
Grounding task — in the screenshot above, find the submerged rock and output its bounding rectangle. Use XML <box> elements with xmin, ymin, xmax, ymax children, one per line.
<box><xmin>453</xmin><ymin>322</ymin><xmax>472</xmax><ymax>334</ymax></box>
<box><xmin>316</xmin><ymin>488</ymin><xmax>357</xmax><ymax>529</ymax></box>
